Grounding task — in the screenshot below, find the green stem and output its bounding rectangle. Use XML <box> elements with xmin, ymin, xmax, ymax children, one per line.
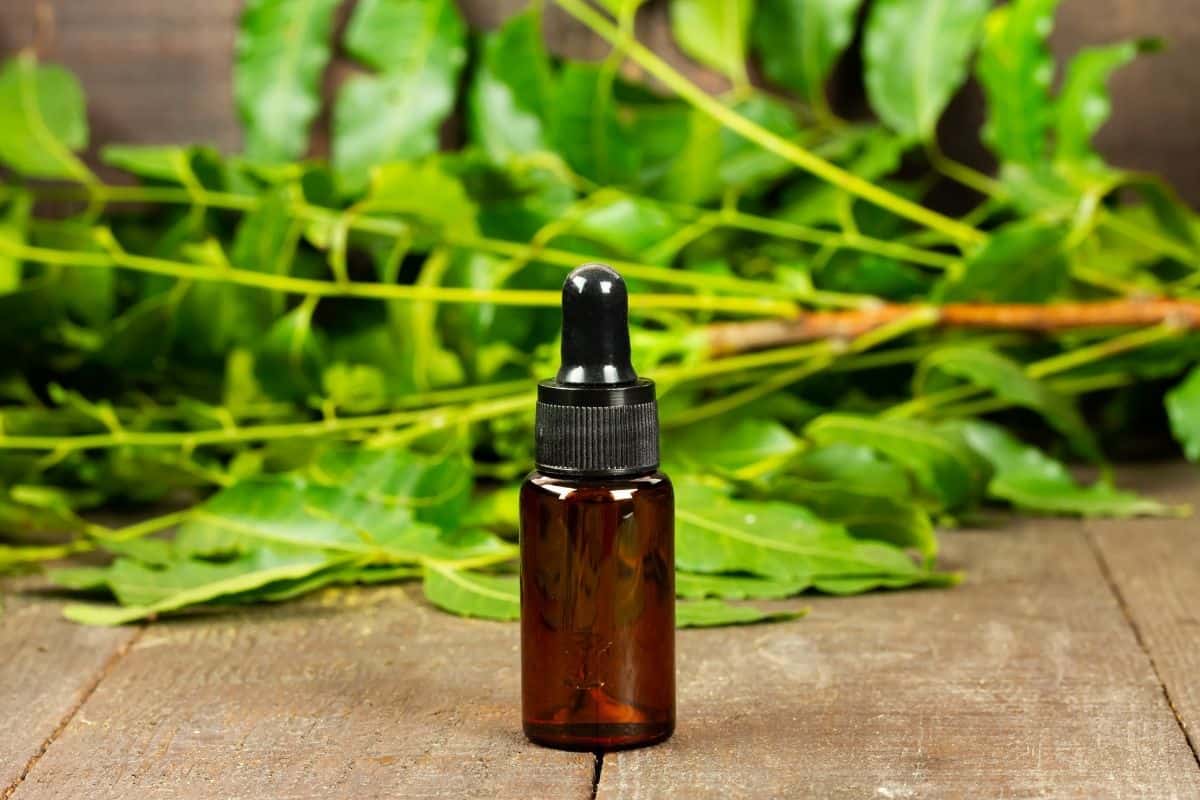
<box><xmin>0</xmin><ymin>393</ymin><xmax>534</xmax><ymax>453</ymax></box>
<box><xmin>939</xmin><ymin>373</ymin><xmax>1137</xmax><ymax>418</ymax></box>
<box><xmin>665</xmin><ymin>354</ymin><xmax>835</xmax><ymax>427</ymax></box>
<box><xmin>552</xmin><ymin>0</ymin><xmax>985</xmax><ymax>247</ymax></box>
<box><xmin>719</xmin><ymin>210</ymin><xmax>960</xmax><ymax>270</ymax></box>
<box><xmin>1025</xmin><ymin>323</ymin><xmax>1184</xmax><ymax>380</ymax></box>
<box><xmin>1100</xmin><ymin>208</ymin><xmax>1199</xmax><ymax>267</ymax></box>
<box><xmin>1</xmin><ymin>236</ymin><xmax>797</xmax><ymax>317</ymax></box>
<box><xmin>925</xmin><ymin>141</ymin><xmax>1004</xmax><ymax>199</ymax></box>
<box><xmin>888</xmin><ymin>323</ymin><xmax>1185</xmax><ymax>419</ymax></box>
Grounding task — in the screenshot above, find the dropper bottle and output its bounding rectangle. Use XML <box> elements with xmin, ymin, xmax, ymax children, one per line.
<box><xmin>519</xmin><ymin>263</ymin><xmax>675</xmax><ymax>751</ymax></box>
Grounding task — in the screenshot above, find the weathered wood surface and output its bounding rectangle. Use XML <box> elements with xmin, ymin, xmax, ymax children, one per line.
<box><xmin>5</xmin><ymin>585</ymin><xmax>595</xmax><ymax>800</ymax></box>
<box><xmin>1087</xmin><ymin>463</ymin><xmax>1200</xmax><ymax>767</ymax></box>
<box><xmin>599</xmin><ymin>500</ymin><xmax>1200</xmax><ymax>798</ymax></box>
<box><xmin>1</xmin><ymin>0</ymin><xmax>1199</xmax><ymax>201</ymax></box>
<box><xmin>0</xmin><ymin>580</ymin><xmax>139</xmax><ymax>799</ymax></box>
<box><xmin>0</xmin><ymin>465</ymin><xmax>1196</xmax><ymax>798</ymax></box>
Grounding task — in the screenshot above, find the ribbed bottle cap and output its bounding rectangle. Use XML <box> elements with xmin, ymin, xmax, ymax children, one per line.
<box><xmin>535</xmin><ymin>264</ymin><xmax>660</xmax><ymax>477</ymax></box>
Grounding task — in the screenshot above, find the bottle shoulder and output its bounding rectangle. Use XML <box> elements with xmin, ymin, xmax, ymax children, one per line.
<box><xmin>521</xmin><ymin>470</ymin><xmax>673</xmax><ymax>502</ymax></box>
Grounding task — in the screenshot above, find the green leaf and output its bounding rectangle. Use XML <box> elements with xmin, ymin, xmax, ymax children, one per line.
<box><xmin>670</xmin><ymin>0</ymin><xmax>755</xmax><ymax>83</ymax></box>
<box><xmin>1056</xmin><ymin>39</ymin><xmax>1159</xmax><ymax>165</ymax></box>
<box><xmin>422</xmin><ymin>565</ymin><xmax>520</xmax><ymax>621</ymax></box>
<box><xmin>975</xmin><ymin>0</ymin><xmax>1060</xmax><ymax>165</ymax></box>
<box><xmin>772</xmin><ymin>476</ymin><xmax>938</xmax><ymax>561</ymax></box>
<box><xmin>641</xmin><ymin>93</ymin><xmax>803</xmax><ymax>203</ymax></box>
<box><xmin>550</xmin><ymin>65</ymin><xmax>641</xmax><ymax>186</ymax></box>
<box><xmin>102</xmin><ymin>145</ymin><xmax>204</xmax><ymax>184</ymax></box>
<box><xmin>943</xmin><ymin>220</ymin><xmax>1068</xmax><ymax>302</ymax></box>
<box><xmin>561</xmin><ymin>194</ymin><xmax>681</xmax><ymax>260</ymax></box>
<box><xmin>234</xmin><ymin>0</ymin><xmax>340</xmax><ymax>162</ymax></box>
<box><xmin>805</xmin><ymin>414</ymin><xmax>990</xmax><ymax>510</ymax></box>
<box><xmin>332</xmin><ymin>0</ymin><xmax>467</xmax><ymax>193</ymax></box>
<box><xmin>0</xmin><ymin>192</ymin><xmax>31</xmax><ymax>293</ymax></box>
<box><xmin>864</xmin><ymin>0</ymin><xmax>991</xmax><ymax>139</ymax></box>
<box><xmin>468</xmin><ymin>10</ymin><xmax>556</xmax><ymax>162</ymax></box>
<box><xmin>670</xmin><ymin>417</ymin><xmax>799</xmax><ymax>475</ymax></box>
<box><xmin>752</xmin><ymin>0</ymin><xmax>863</xmax><ymax>107</ymax></box>
<box><xmin>0</xmin><ymin>53</ymin><xmax>92</xmax><ymax>180</ymax></box>
<box><xmin>676</xmin><ymin>599</ymin><xmax>803</xmax><ymax>627</ymax></box>
<box><xmin>360</xmin><ymin>161</ymin><xmax>479</xmax><ymax>236</ymax></box>
<box><xmin>254</xmin><ymin>300</ymin><xmax>327</xmax><ymax>402</ymax></box>
<box><xmin>956</xmin><ymin>420</ymin><xmax>1171</xmax><ymax>517</ymax></box>
<box><xmin>676</xmin><ymin>571</ymin><xmax>808</xmax><ymax>599</ymax></box>
<box><xmin>62</xmin><ymin>552</ymin><xmax>337</xmax><ymax>626</ymax></box>
<box><xmin>674</xmin><ymin>478</ymin><xmax>938</xmax><ymax>582</ymax></box>
<box><xmin>917</xmin><ymin>345</ymin><xmax>1100</xmax><ymax>460</ymax></box>
<box><xmin>1166</xmin><ymin>367</ymin><xmax>1200</xmax><ymax>462</ymax></box>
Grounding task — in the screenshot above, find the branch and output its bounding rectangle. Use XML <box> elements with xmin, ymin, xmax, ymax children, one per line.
<box><xmin>707</xmin><ymin>299</ymin><xmax>1200</xmax><ymax>356</ymax></box>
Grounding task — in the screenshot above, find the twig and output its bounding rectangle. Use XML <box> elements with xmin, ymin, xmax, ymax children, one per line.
<box><xmin>706</xmin><ymin>299</ymin><xmax>1200</xmax><ymax>356</ymax></box>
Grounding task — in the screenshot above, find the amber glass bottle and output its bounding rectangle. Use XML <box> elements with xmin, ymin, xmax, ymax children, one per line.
<box><xmin>520</xmin><ymin>264</ymin><xmax>676</xmax><ymax>751</ymax></box>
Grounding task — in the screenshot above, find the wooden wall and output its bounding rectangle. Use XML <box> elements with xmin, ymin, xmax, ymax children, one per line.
<box><xmin>1</xmin><ymin>0</ymin><xmax>1198</xmax><ymax>203</ymax></box>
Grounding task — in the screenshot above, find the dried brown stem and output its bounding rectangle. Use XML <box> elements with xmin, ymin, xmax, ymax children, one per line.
<box><xmin>707</xmin><ymin>299</ymin><xmax>1200</xmax><ymax>357</ymax></box>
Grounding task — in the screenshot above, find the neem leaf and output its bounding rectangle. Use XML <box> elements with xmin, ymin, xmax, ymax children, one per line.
<box><xmin>62</xmin><ymin>553</ymin><xmax>337</xmax><ymax>626</ymax></box>
<box><xmin>669</xmin><ymin>417</ymin><xmax>800</xmax><ymax>476</ymax></box>
<box><xmin>1056</xmin><ymin>39</ymin><xmax>1159</xmax><ymax>166</ymax></box>
<box><xmin>253</xmin><ymin>300</ymin><xmax>327</xmax><ymax>402</ymax></box>
<box><xmin>102</xmin><ymin>145</ymin><xmax>202</xmax><ymax>184</ymax></box>
<box><xmin>674</xmin><ymin>478</ymin><xmax>937</xmax><ymax>583</ymax></box>
<box><xmin>0</xmin><ymin>53</ymin><xmax>91</xmax><ymax>180</ymax></box>
<box><xmin>956</xmin><ymin>420</ymin><xmax>1170</xmax><ymax>517</ymax></box>
<box><xmin>235</xmin><ymin>0</ymin><xmax>340</xmax><ymax>162</ymax></box>
<box><xmin>772</xmin><ymin>477</ymin><xmax>938</xmax><ymax>561</ymax></box>
<box><xmin>676</xmin><ymin>571</ymin><xmax>808</xmax><ymax>600</ymax></box>
<box><xmin>805</xmin><ymin>414</ymin><xmax>990</xmax><ymax>511</ymax></box>
<box><xmin>562</xmin><ymin>194</ymin><xmax>681</xmax><ymax>261</ymax></box>
<box><xmin>752</xmin><ymin>0</ymin><xmax>864</xmax><ymax>107</ymax></box>
<box><xmin>864</xmin><ymin>0</ymin><xmax>991</xmax><ymax>140</ymax></box>
<box><xmin>550</xmin><ymin>64</ymin><xmax>641</xmax><ymax>186</ymax></box>
<box><xmin>1166</xmin><ymin>367</ymin><xmax>1200</xmax><ymax>462</ymax></box>
<box><xmin>422</xmin><ymin>565</ymin><xmax>520</xmax><ymax>621</ymax></box>
<box><xmin>676</xmin><ymin>599</ymin><xmax>803</xmax><ymax>628</ymax></box>
<box><xmin>976</xmin><ymin>0</ymin><xmax>1059</xmax><ymax>165</ymax></box>
<box><xmin>332</xmin><ymin>0</ymin><xmax>467</xmax><ymax>194</ymax></box>
<box><xmin>943</xmin><ymin>220</ymin><xmax>1068</xmax><ymax>303</ymax></box>
<box><xmin>0</xmin><ymin>191</ymin><xmax>30</xmax><ymax>293</ymax></box>
<box><xmin>670</xmin><ymin>0</ymin><xmax>755</xmax><ymax>83</ymax></box>
<box><xmin>917</xmin><ymin>345</ymin><xmax>1100</xmax><ymax>460</ymax></box>
<box><xmin>361</xmin><ymin>161</ymin><xmax>479</xmax><ymax>236</ymax></box>
<box><xmin>469</xmin><ymin>10</ymin><xmax>555</xmax><ymax>162</ymax></box>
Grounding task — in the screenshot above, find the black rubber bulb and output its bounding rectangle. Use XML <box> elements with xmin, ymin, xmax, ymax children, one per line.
<box><xmin>556</xmin><ymin>263</ymin><xmax>638</xmax><ymax>386</ymax></box>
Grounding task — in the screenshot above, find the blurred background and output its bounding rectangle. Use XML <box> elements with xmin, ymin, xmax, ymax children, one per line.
<box><xmin>2</xmin><ymin>0</ymin><xmax>1198</xmax><ymax>203</ymax></box>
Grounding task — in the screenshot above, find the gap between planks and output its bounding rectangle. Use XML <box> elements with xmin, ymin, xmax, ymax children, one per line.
<box><xmin>1</xmin><ymin>627</ymin><xmax>145</xmax><ymax>800</ymax></box>
<box><xmin>1085</xmin><ymin>531</ymin><xmax>1200</xmax><ymax>771</ymax></box>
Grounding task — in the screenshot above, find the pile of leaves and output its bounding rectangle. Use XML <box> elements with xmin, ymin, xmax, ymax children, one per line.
<box><xmin>1</xmin><ymin>0</ymin><xmax>1198</xmax><ymax>626</ymax></box>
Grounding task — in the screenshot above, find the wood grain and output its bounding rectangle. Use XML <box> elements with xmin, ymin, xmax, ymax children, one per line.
<box><xmin>8</xmin><ymin>584</ymin><xmax>595</xmax><ymax>800</ymax></box>
<box><xmin>598</xmin><ymin>514</ymin><xmax>1200</xmax><ymax>799</ymax></box>
<box><xmin>1087</xmin><ymin>462</ymin><xmax>1200</xmax><ymax>766</ymax></box>
<box><xmin>0</xmin><ymin>0</ymin><xmax>1197</xmax><ymax>200</ymax></box>
<box><xmin>0</xmin><ymin>579</ymin><xmax>139</xmax><ymax>798</ymax></box>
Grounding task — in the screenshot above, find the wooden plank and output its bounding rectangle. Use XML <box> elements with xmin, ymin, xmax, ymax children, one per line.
<box><xmin>0</xmin><ymin>0</ymin><xmax>244</xmax><ymax>154</ymax></box>
<box><xmin>0</xmin><ymin>579</ymin><xmax>139</xmax><ymax>798</ymax></box>
<box><xmin>599</xmin><ymin>514</ymin><xmax>1200</xmax><ymax>799</ymax></box>
<box><xmin>1087</xmin><ymin>462</ymin><xmax>1200</xmax><ymax>765</ymax></box>
<box><xmin>10</xmin><ymin>584</ymin><xmax>595</xmax><ymax>800</ymax></box>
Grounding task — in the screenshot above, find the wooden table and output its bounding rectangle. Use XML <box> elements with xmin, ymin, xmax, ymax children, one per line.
<box><xmin>2</xmin><ymin>464</ymin><xmax>1198</xmax><ymax>799</ymax></box>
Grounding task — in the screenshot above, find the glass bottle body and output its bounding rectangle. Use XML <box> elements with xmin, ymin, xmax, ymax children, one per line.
<box><xmin>519</xmin><ymin>470</ymin><xmax>675</xmax><ymax>751</ymax></box>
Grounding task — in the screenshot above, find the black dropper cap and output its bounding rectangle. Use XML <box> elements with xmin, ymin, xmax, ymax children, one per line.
<box><xmin>535</xmin><ymin>264</ymin><xmax>659</xmax><ymax>477</ymax></box>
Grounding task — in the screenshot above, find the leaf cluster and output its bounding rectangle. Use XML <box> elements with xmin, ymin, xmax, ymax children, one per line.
<box><xmin>0</xmin><ymin>0</ymin><xmax>1197</xmax><ymax>626</ymax></box>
